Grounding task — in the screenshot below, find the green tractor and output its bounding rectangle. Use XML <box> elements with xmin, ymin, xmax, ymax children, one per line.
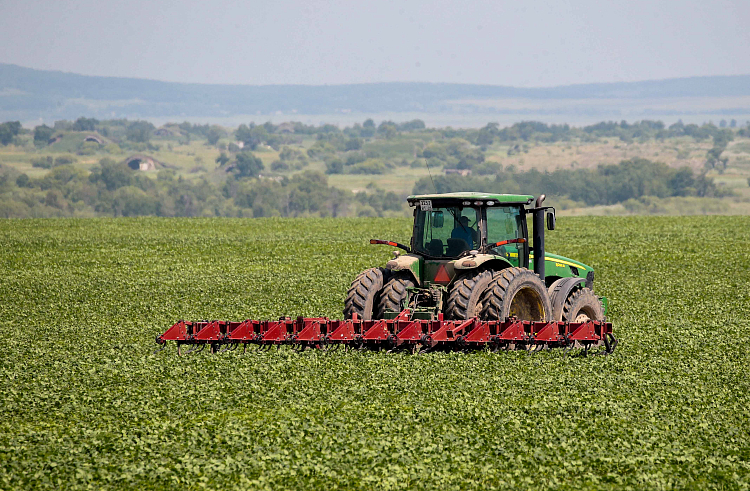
<box><xmin>344</xmin><ymin>192</ymin><xmax>606</xmax><ymax>323</ymax></box>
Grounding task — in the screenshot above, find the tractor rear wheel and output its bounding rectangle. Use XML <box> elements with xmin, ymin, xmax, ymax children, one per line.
<box><xmin>562</xmin><ymin>287</ymin><xmax>604</xmax><ymax>322</ymax></box>
<box><xmin>479</xmin><ymin>267</ymin><xmax>552</xmax><ymax>321</ymax></box>
<box><xmin>377</xmin><ymin>272</ymin><xmax>416</xmax><ymax>317</ymax></box>
<box><xmin>343</xmin><ymin>268</ymin><xmax>387</xmax><ymax>320</ymax></box>
<box><xmin>445</xmin><ymin>270</ymin><xmax>495</xmax><ymax>320</ymax></box>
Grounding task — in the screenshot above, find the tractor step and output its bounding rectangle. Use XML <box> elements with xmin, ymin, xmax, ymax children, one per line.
<box><xmin>155</xmin><ymin>311</ymin><xmax>617</xmax><ymax>355</ymax></box>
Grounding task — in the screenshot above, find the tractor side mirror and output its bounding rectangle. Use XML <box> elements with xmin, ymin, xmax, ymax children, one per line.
<box><xmin>431</xmin><ymin>211</ymin><xmax>444</xmax><ymax>228</ymax></box>
<box><xmin>546</xmin><ymin>210</ymin><xmax>556</xmax><ymax>230</ymax></box>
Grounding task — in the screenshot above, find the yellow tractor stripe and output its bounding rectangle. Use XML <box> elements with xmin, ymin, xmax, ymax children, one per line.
<box><xmin>529</xmin><ymin>255</ymin><xmax>587</xmax><ymax>271</ymax></box>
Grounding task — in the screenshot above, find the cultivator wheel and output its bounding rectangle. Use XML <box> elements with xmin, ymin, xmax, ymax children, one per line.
<box><xmin>562</xmin><ymin>287</ymin><xmax>604</xmax><ymax>323</ymax></box>
<box><xmin>480</xmin><ymin>267</ymin><xmax>552</xmax><ymax>321</ymax></box>
<box><xmin>445</xmin><ymin>270</ymin><xmax>495</xmax><ymax>320</ymax></box>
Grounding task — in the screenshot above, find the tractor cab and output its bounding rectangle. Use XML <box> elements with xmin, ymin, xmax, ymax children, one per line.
<box><xmin>377</xmin><ymin>193</ymin><xmax>543</xmax><ymax>292</ymax></box>
<box><xmin>411</xmin><ymin>195</ymin><xmax>529</xmax><ymax>268</ymax></box>
<box><xmin>355</xmin><ymin>192</ymin><xmax>602</xmax><ymax>323</ymax></box>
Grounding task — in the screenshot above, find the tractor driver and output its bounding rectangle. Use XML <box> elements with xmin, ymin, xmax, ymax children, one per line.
<box><xmin>451</xmin><ymin>215</ymin><xmax>476</xmax><ymax>249</ymax></box>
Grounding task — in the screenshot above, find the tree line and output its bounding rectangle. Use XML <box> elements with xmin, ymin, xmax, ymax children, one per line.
<box><xmin>413</xmin><ymin>158</ymin><xmax>727</xmax><ymax>207</ymax></box>
<box><xmin>0</xmin><ymin>158</ymin><xmax>402</xmax><ymax>218</ymax></box>
<box><xmin>0</xmin><ymin>155</ymin><xmax>727</xmax><ymax>218</ymax></box>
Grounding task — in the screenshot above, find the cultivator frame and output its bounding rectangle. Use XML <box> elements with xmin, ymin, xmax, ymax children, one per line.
<box><xmin>155</xmin><ymin>310</ymin><xmax>617</xmax><ymax>355</ymax></box>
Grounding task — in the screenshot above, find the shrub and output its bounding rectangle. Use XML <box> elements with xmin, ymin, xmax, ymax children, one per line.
<box><xmin>32</xmin><ymin>156</ymin><xmax>54</xmax><ymax>169</ymax></box>
<box><xmin>348</xmin><ymin>159</ymin><xmax>388</xmax><ymax>174</ymax></box>
<box><xmin>271</xmin><ymin>160</ymin><xmax>289</xmax><ymax>171</ymax></box>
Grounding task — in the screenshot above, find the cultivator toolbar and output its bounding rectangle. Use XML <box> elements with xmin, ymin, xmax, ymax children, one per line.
<box><xmin>155</xmin><ymin>310</ymin><xmax>617</xmax><ymax>355</ymax></box>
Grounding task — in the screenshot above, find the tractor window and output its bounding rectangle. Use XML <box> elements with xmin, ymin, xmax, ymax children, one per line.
<box><xmin>486</xmin><ymin>207</ymin><xmax>526</xmax><ymax>265</ymax></box>
<box><xmin>414</xmin><ymin>206</ymin><xmax>480</xmax><ymax>257</ymax></box>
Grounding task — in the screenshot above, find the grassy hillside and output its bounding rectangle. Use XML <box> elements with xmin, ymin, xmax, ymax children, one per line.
<box><xmin>2</xmin><ymin>119</ymin><xmax>750</xmax><ymax>218</ymax></box>
<box><xmin>0</xmin><ymin>216</ymin><xmax>748</xmax><ymax>489</ymax></box>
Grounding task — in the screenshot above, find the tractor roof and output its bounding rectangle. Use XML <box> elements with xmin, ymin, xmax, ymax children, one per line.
<box><xmin>407</xmin><ymin>192</ymin><xmax>535</xmax><ymax>205</ymax></box>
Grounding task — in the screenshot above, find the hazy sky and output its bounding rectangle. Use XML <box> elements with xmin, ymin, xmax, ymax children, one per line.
<box><xmin>1</xmin><ymin>0</ymin><xmax>748</xmax><ymax>87</ymax></box>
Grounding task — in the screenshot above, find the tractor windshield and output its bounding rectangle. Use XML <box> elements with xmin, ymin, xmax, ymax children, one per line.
<box><xmin>413</xmin><ymin>205</ymin><xmax>480</xmax><ymax>257</ymax></box>
<box><xmin>486</xmin><ymin>206</ymin><xmax>527</xmax><ymax>265</ymax></box>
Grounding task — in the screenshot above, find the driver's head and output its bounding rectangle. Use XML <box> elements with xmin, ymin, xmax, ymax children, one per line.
<box><xmin>459</xmin><ymin>216</ymin><xmax>469</xmax><ymax>227</ymax></box>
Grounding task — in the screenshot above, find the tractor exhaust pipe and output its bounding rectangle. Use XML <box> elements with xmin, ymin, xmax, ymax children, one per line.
<box><xmin>533</xmin><ymin>195</ymin><xmax>546</xmax><ymax>281</ymax></box>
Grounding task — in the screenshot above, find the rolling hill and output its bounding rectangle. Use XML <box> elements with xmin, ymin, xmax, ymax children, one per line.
<box><xmin>2</xmin><ymin>63</ymin><xmax>750</xmax><ymax>126</ymax></box>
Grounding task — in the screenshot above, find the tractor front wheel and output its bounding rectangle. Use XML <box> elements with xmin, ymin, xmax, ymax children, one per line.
<box><xmin>562</xmin><ymin>287</ymin><xmax>604</xmax><ymax>322</ymax></box>
<box><xmin>480</xmin><ymin>267</ymin><xmax>552</xmax><ymax>321</ymax></box>
<box><xmin>445</xmin><ymin>270</ymin><xmax>495</xmax><ymax>320</ymax></box>
<box><xmin>343</xmin><ymin>268</ymin><xmax>387</xmax><ymax>320</ymax></box>
<box><xmin>377</xmin><ymin>272</ymin><xmax>416</xmax><ymax>317</ymax></box>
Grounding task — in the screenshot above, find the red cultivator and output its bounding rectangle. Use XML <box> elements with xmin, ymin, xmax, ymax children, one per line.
<box><xmin>155</xmin><ymin>310</ymin><xmax>618</xmax><ymax>355</ymax></box>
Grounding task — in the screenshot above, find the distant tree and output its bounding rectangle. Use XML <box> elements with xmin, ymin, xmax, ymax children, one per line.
<box><xmin>271</xmin><ymin>160</ymin><xmax>289</xmax><ymax>171</ymax></box>
<box><xmin>215</xmin><ymin>152</ymin><xmax>230</xmax><ymax>167</ymax></box>
<box><xmin>90</xmin><ymin>158</ymin><xmax>134</xmax><ymax>191</ymax></box>
<box><xmin>476</xmin><ymin>123</ymin><xmax>499</xmax><ymax>147</ymax></box>
<box><xmin>705</xmin><ymin>129</ymin><xmax>733</xmax><ymax>173</ymax></box>
<box><xmin>325</xmin><ymin>159</ymin><xmax>344</xmax><ymax>174</ymax></box>
<box><xmin>33</xmin><ymin>125</ymin><xmax>54</xmax><ymax>146</ymax></box>
<box><xmin>345</xmin><ymin>137</ymin><xmax>363</xmax><ymax>151</ymax></box>
<box><xmin>235</xmin><ymin>124</ymin><xmax>252</xmax><ymax>145</ymax></box>
<box><xmin>233</xmin><ymin>152</ymin><xmax>264</xmax><ymax>178</ymax></box>
<box><xmin>319</xmin><ymin>124</ymin><xmax>340</xmax><ymax>134</ymax></box>
<box><xmin>361</xmin><ymin>119</ymin><xmax>376</xmax><ymax>137</ymax></box>
<box><xmin>398</xmin><ymin>119</ymin><xmax>426</xmax><ymax>131</ymax></box>
<box><xmin>719</xmin><ymin>119</ymin><xmax>727</xmax><ymax>128</ymax></box>
<box><xmin>730</xmin><ymin>119</ymin><xmax>737</xmax><ymax>128</ymax></box>
<box><xmin>235</xmin><ymin>124</ymin><xmax>266</xmax><ymax>150</ymax></box>
<box><xmin>0</xmin><ymin>121</ymin><xmax>22</xmax><ymax>145</ymax></box>
<box><xmin>206</xmin><ymin>126</ymin><xmax>223</xmax><ymax>145</ymax></box>
<box><xmin>126</xmin><ymin>121</ymin><xmax>155</xmax><ymax>143</ymax></box>
<box><xmin>45</xmin><ymin>189</ymin><xmax>65</xmax><ymax>209</ymax></box>
<box><xmin>263</xmin><ymin>121</ymin><xmax>276</xmax><ymax>133</ymax></box>
<box><xmin>377</xmin><ymin>121</ymin><xmax>398</xmax><ymax>139</ymax></box>
<box><xmin>72</xmin><ymin>117</ymin><xmax>99</xmax><ymax>132</ymax></box>
<box><xmin>113</xmin><ymin>186</ymin><xmax>159</xmax><ymax>216</ymax></box>
<box><xmin>15</xmin><ymin>174</ymin><xmax>30</xmax><ymax>188</ymax></box>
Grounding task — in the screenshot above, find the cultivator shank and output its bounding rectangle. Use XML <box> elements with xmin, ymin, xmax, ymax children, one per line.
<box><xmin>156</xmin><ymin>311</ymin><xmax>617</xmax><ymax>354</ymax></box>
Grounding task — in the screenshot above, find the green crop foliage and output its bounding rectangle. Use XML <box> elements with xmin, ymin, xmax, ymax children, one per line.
<box><xmin>0</xmin><ymin>216</ymin><xmax>749</xmax><ymax>490</ymax></box>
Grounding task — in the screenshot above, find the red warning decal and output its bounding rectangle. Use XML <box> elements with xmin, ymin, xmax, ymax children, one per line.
<box><xmin>433</xmin><ymin>264</ymin><xmax>451</xmax><ymax>284</ymax></box>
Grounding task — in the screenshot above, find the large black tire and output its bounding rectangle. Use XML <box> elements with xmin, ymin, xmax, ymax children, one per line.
<box><xmin>445</xmin><ymin>270</ymin><xmax>495</xmax><ymax>320</ymax></box>
<box><xmin>479</xmin><ymin>267</ymin><xmax>553</xmax><ymax>321</ymax></box>
<box><xmin>343</xmin><ymin>268</ymin><xmax>387</xmax><ymax>320</ymax></box>
<box><xmin>561</xmin><ymin>287</ymin><xmax>604</xmax><ymax>322</ymax></box>
<box><xmin>548</xmin><ymin>277</ymin><xmax>583</xmax><ymax>321</ymax></box>
<box><xmin>377</xmin><ymin>272</ymin><xmax>416</xmax><ymax>317</ymax></box>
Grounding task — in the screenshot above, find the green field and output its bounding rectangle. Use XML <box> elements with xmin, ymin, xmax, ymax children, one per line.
<box><xmin>1</xmin><ymin>217</ymin><xmax>749</xmax><ymax>490</ymax></box>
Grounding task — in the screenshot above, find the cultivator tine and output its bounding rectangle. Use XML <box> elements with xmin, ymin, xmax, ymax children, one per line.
<box><xmin>607</xmin><ymin>333</ymin><xmax>618</xmax><ymax>352</ymax></box>
<box><xmin>596</xmin><ymin>332</ymin><xmax>619</xmax><ymax>355</ymax></box>
<box><xmin>152</xmin><ymin>343</ymin><xmax>168</xmax><ymax>355</ymax></box>
<box><xmin>216</xmin><ymin>343</ymin><xmax>238</xmax><ymax>354</ymax></box>
<box><xmin>179</xmin><ymin>343</ymin><xmax>206</xmax><ymax>355</ymax></box>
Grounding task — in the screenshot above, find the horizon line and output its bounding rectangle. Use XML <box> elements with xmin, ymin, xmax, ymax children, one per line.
<box><xmin>2</xmin><ymin>62</ymin><xmax>750</xmax><ymax>90</ymax></box>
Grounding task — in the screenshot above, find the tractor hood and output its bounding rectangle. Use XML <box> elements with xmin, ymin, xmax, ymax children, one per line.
<box><xmin>531</xmin><ymin>252</ymin><xmax>592</xmax><ymax>279</ymax></box>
